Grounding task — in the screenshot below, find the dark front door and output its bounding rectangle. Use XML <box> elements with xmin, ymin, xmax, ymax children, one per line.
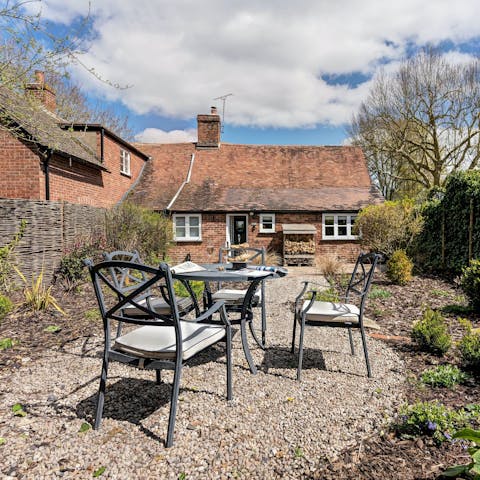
<box><xmin>231</xmin><ymin>215</ymin><xmax>247</xmax><ymax>245</ymax></box>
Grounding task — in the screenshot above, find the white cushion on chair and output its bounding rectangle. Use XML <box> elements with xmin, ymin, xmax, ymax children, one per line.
<box><xmin>113</xmin><ymin>321</ymin><xmax>225</xmax><ymax>360</ymax></box>
<box><xmin>302</xmin><ymin>300</ymin><xmax>360</xmax><ymax>324</ymax></box>
<box><xmin>122</xmin><ymin>296</ymin><xmax>193</xmax><ymax>316</ymax></box>
<box><xmin>212</xmin><ymin>288</ymin><xmax>261</xmax><ymax>305</ymax></box>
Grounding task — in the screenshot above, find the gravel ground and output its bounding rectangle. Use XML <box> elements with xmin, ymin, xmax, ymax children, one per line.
<box><xmin>0</xmin><ymin>269</ymin><xmax>405</xmax><ymax>479</ymax></box>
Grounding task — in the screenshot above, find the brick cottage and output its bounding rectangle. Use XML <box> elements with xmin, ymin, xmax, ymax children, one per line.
<box><xmin>131</xmin><ymin>108</ymin><xmax>383</xmax><ymax>264</ymax></box>
<box><xmin>0</xmin><ymin>71</ymin><xmax>148</xmax><ymax>208</ymax></box>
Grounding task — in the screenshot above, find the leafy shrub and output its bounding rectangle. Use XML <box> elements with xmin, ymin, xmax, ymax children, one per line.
<box><xmin>368</xmin><ymin>286</ymin><xmax>392</xmax><ymax>300</ymax></box>
<box><xmin>0</xmin><ymin>219</ymin><xmax>27</xmax><ymax>292</ymax></box>
<box><xmin>15</xmin><ymin>267</ymin><xmax>65</xmax><ymax>314</ymax></box>
<box><xmin>354</xmin><ymin>200</ymin><xmax>423</xmax><ymax>257</ymax></box>
<box><xmin>105</xmin><ymin>202</ymin><xmax>173</xmax><ymax>263</ymax></box>
<box><xmin>58</xmin><ymin>235</ymin><xmax>107</xmax><ymax>290</ymax></box>
<box><xmin>458</xmin><ymin>321</ymin><xmax>480</xmax><ymax>372</ymax></box>
<box><xmin>174</xmin><ymin>280</ymin><xmax>204</xmax><ymax>299</ymax></box>
<box><xmin>386</xmin><ymin>249</ymin><xmax>413</xmax><ymax>285</ymax></box>
<box><xmin>411</xmin><ymin>307</ymin><xmax>452</xmax><ymax>355</ymax></box>
<box><xmin>394</xmin><ymin>401</ymin><xmax>480</xmax><ymax>444</ymax></box>
<box><xmin>305</xmin><ymin>286</ymin><xmax>340</xmax><ymax>302</ymax></box>
<box><xmin>460</xmin><ymin>259</ymin><xmax>480</xmax><ymax>312</ymax></box>
<box><xmin>420</xmin><ymin>365</ymin><xmax>469</xmax><ymax>388</ymax></box>
<box><xmin>0</xmin><ymin>294</ymin><xmax>13</xmax><ymax>320</ymax></box>
<box><xmin>443</xmin><ymin>428</ymin><xmax>480</xmax><ymax>479</ymax></box>
<box><xmin>0</xmin><ymin>337</ymin><xmax>18</xmax><ymax>350</ymax></box>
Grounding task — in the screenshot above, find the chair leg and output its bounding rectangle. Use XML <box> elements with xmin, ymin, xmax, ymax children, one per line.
<box><xmin>240</xmin><ymin>319</ymin><xmax>257</xmax><ymax>374</ymax></box>
<box><xmin>296</xmin><ymin>317</ymin><xmax>306</xmax><ymax>381</ymax></box>
<box><xmin>348</xmin><ymin>327</ymin><xmax>355</xmax><ymax>355</ymax></box>
<box><xmin>226</xmin><ymin>325</ymin><xmax>233</xmax><ymax>400</ymax></box>
<box><xmin>156</xmin><ymin>370</ymin><xmax>161</xmax><ymax>385</ymax></box>
<box><xmin>291</xmin><ymin>311</ymin><xmax>298</xmax><ymax>354</ymax></box>
<box><xmin>248</xmin><ymin>319</ymin><xmax>266</xmax><ymax>350</ymax></box>
<box><xmin>359</xmin><ymin>326</ymin><xmax>372</xmax><ymax>378</ymax></box>
<box><xmin>94</xmin><ymin>351</ymin><xmax>109</xmax><ymax>430</ymax></box>
<box><xmin>166</xmin><ymin>360</ymin><xmax>182</xmax><ymax>448</ymax></box>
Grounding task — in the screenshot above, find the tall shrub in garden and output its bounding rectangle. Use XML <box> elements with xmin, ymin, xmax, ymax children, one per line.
<box><xmin>416</xmin><ymin>171</ymin><xmax>480</xmax><ymax>273</ymax></box>
<box><xmin>354</xmin><ymin>199</ymin><xmax>423</xmax><ymax>257</ymax></box>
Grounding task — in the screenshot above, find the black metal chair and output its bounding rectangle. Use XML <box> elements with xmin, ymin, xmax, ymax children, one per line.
<box><xmin>85</xmin><ymin>259</ymin><xmax>232</xmax><ymax>447</ymax></box>
<box><xmin>208</xmin><ymin>246</ymin><xmax>267</xmax><ymax>348</ymax></box>
<box><xmin>291</xmin><ymin>252</ymin><xmax>380</xmax><ymax>379</ymax></box>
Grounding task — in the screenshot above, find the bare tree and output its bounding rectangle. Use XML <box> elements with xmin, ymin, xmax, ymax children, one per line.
<box><xmin>349</xmin><ymin>49</ymin><xmax>480</xmax><ymax>198</ymax></box>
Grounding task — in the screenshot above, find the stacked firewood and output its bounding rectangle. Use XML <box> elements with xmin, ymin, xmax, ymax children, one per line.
<box><xmin>284</xmin><ymin>237</ymin><xmax>315</xmax><ymax>255</ymax></box>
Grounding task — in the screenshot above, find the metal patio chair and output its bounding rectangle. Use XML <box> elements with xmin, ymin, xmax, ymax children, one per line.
<box><xmin>85</xmin><ymin>259</ymin><xmax>232</xmax><ymax>447</ymax></box>
<box><xmin>291</xmin><ymin>252</ymin><xmax>380</xmax><ymax>379</ymax></box>
<box><xmin>209</xmin><ymin>246</ymin><xmax>267</xmax><ymax>348</ymax></box>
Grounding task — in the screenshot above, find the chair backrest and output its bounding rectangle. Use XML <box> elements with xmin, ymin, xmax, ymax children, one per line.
<box><xmin>218</xmin><ymin>246</ymin><xmax>266</xmax><ymax>265</ymax></box>
<box><xmin>84</xmin><ymin>259</ymin><xmax>183</xmax><ymax>346</ymax></box>
<box><xmin>102</xmin><ymin>250</ymin><xmax>147</xmax><ymax>293</ymax></box>
<box><xmin>345</xmin><ymin>252</ymin><xmax>381</xmax><ymax>312</ymax></box>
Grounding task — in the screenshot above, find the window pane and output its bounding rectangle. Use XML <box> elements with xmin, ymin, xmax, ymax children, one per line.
<box><xmin>338</xmin><ymin>226</ymin><xmax>347</xmax><ymax>236</ymax></box>
<box><xmin>350</xmin><ymin>216</ymin><xmax>356</xmax><ymax>226</ymax></box>
<box><xmin>325</xmin><ymin>226</ymin><xmax>334</xmax><ymax>236</ymax></box>
<box><xmin>176</xmin><ymin>226</ymin><xmax>186</xmax><ymax>237</ymax></box>
<box><xmin>189</xmin><ymin>226</ymin><xmax>199</xmax><ymax>237</ymax></box>
<box><xmin>338</xmin><ymin>216</ymin><xmax>347</xmax><ymax>225</ymax></box>
<box><xmin>176</xmin><ymin>217</ymin><xmax>185</xmax><ymax>227</ymax></box>
<box><xmin>324</xmin><ymin>215</ymin><xmax>334</xmax><ymax>226</ymax></box>
<box><xmin>189</xmin><ymin>216</ymin><xmax>199</xmax><ymax>227</ymax></box>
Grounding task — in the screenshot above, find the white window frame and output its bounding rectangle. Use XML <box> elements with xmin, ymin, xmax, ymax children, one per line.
<box><xmin>322</xmin><ymin>213</ymin><xmax>358</xmax><ymax>240</ymax></box>
<box><xmin>259</xmin><ymin>213</ymin><xmax>275</xmax><ymax>233</ymax></box>
<box><xmin>120</xmin><ymin>149</ymin><xmax>131</xmax><ymax>175</ymax></box>
<box><xmin>173</xmin><ymin>214</ymin><xmax>202</xmax><ymax>242</ymax></box>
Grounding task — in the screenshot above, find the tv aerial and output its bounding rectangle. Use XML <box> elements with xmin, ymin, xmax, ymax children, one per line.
<box><xmin>213</xmin><ymin>93</ymin><xmax>233</xmax><ymax>132</ymax></box>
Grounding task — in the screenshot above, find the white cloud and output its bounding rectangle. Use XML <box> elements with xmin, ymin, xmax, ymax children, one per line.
<box><xmin>33</xmin><ymin>0</ymin><xmax>480</xmax><ymax>129</ymax></box>
<box><xmin>134</xmin><ymin>128</ymin><xmax>197</xmax><ymax>143</ymax></box>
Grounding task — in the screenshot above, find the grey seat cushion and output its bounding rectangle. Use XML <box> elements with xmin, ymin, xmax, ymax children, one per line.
<box><xmin>302</xmin><ymin>300</ymin><xmax>360</xmax><ymax>324</ymax></box>
<box><xmin>122</xmin><ymin>296</ymin><xmax>193</xmax><ymax>316</ymax></box>
<box><xmin>212</xmin><ymin>288</ymin><xmax>261</xmax><ymax>306</ymax></box>
<box><xmin>113</xmin><ymin>321</ymin><xmax>226</xmax><ymax>360</ymax></box>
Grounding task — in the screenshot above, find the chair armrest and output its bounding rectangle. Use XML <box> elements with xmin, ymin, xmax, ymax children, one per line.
<box><xmin>193</xmin><ymin>299</ymin><xmax>230</xmax><ymax>326</ymax></box>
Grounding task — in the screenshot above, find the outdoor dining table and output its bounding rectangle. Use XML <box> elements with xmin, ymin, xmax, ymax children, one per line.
<box><xmin>172</xmin><ymin>263</ymin><xmax>284</xmax><ymax>374</ymax></box>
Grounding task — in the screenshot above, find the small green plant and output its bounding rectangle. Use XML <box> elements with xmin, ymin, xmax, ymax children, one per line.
<box><xmin>84</xmin><ymin>308</ymin><xmax>101</xmax><ymax>321</ymax></box>
<box><xmin>174</xmin><ymin>280</ymin><xmax>204</xmax><ymax>299</ymax></box>
<box><xmin>178</xmin><ymin>473</ymin><xmax>187</xmax><ymax>480</ymax></box>
<box><xmin>441</xmin><ymin>304</ymin><xmax>474</xmax><ymax>316</ymax></box>
<box><xmin>431</xmin><ymin>289</ymin><xmax>451</xmax><ymax>298</ymax></box>
<box><xmin>12</xmin><ymin>403</ymin><xmax>27</xmax><ymax>417</ymax></box>
<box><xmin>0</xmin><ymin>338</ymin><xmax>18</xmax><ymax>350</ymax></box>
<box><xmin>0</xmin><ymin>437</ymin><xmax>5</xmax><ymax>446</ymax></box>
<box><xmin>294</xmin><ymin>446</ymin><xmax>304</xmax><ymax>458</ymax></box>
<box><xmin>15</xmin><ymin>267</ymin><xmax>65</xmax><ymax>314</ymax></box>
<box><xmin>394</xmin><ymin>401</ymin><xmax>480</xmax><ymax>445</ymax></box>
<box><xmin>411</xmin><ymin>307</ymin><xmax>452</xmax><ymax>355</ymax></box>
<box><xmin>306</xmin><ymin>286</ymin><xmax>340</xmax><ymax>302</ymax></box>
<box><xmin>369</xmin><ymin>286</ymin><xmax>392</xmax><ymax>300</ymax></box>
<box><xmin>386</xmin><ymin>249</ymin><xmax>413</xmax><ymax>285</ymax></box>
<box><xmin>0</xmin><ymin>294</ymin><xmax>13</xmax><ymax>320</ymax></box>
<box><xmin>458</xmin><ymin>321</ymin><xmax>480</xmax><ymax>372</ymax></box>
<box><xmin>92</xmin><ymin>466</ymin><xmax>106</xmax><ymax>477</ymax></box>
<box><xmin>442</xmin><ymin>428</ymin><xmax>480</xmax><ymax>479</ymax></box>
<box><xmin>79</xmin><ymin>422</ymin><xmax>92</xmax><ymax>433</ymax></box>
<box><xmin>420</xmin><ymin>365</ymin><xmax>469</xmax><ymax>388</ymax></box>
<box><xmin>44</xmin><ymin>325</ymin><xmax>61</xmax><ymax>333</ymax></box>
<box><xmin>461</xmin><ymin>259</ymin><xmax>480</xmax><ymax>312</ymax></box>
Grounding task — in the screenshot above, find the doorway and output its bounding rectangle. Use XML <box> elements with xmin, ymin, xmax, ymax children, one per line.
<box><xmin>227</xmin><ymin>214</ymin><xmax>248</xmax><ymax>245</ymax></box>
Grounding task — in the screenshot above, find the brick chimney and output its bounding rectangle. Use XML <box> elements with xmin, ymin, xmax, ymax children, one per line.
<box><xmin>196</xmin><ymin>106</ymin><xmax>221</xmax><ymax>148</ymax></box>
<box><xmin>25</xmin><ymin>70</ymin><xmax>56</xmax><ymax>113</ymax></box>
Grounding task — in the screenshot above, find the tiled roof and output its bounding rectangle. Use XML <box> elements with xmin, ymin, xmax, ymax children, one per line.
<box><xmin>130</xmin><ymin>143</ymin><xmax>383</xmax><ymax>212</ymax></box>
<box><xmin>0</xmin><ymin>86</ymin><xmax>102</xmax><ymax>168</ymax></box>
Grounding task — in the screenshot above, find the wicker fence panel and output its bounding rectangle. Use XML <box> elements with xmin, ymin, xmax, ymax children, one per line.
<box><xmin>0</xmin><ymin>199</ymin><xmax>105</xmax><ymax>281</ymax></box>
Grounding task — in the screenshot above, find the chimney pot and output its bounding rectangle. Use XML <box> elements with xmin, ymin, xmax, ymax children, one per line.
<box><xmin>34</xmin><ymin>70</ymin><xmax>45</xmax><ymax>84</ymax></box>
<box><xmin>196</xmin><ymin>109</ymin><xmax>221</xmax><ymax>148</ymax></box>
<box><xmin>25</xmin><ymin>70</ymin><xmax>56</xmax><ymax>113</ymax></box>
<box><xmin>211</xmin><ymin>106</ymin><xmax>217</xmax><ymax>114</ymax></box>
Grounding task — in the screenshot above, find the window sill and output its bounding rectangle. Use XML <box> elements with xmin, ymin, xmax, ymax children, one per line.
<box><xmin>175</xmin><ymin>238</ymin><xmax>202</xmax><ymax>242</ymax></box>
<box><xmin>259</xmin><ymin>229</ymin><xmax>275</xmax><ymax>234</ymax></box>
<box><xmin>323</xmin><ymin>236</ymin><xmax>358</xmax><ymax>241</ymax></box>
<box><xmin>120</xmin><ymin>171</ymin><xmax>132</xmax><ymax>178</ymax></box>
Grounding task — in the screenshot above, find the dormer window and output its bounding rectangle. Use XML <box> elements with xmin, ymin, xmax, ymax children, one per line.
<box><xmin>120</xmin><ymin>149</ymin><xmax>131</xmax><ymax>175</ymax></box>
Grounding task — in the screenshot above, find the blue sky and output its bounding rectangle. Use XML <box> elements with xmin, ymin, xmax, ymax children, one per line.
<box><xmin>22</xmin><ymin>0</ymin><xmax>480</xmax><ymax>145</ymax></box>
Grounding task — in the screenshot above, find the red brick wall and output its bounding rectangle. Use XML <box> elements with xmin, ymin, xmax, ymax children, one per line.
<box><xmin>0</xmin><ymin>128</ymin><xmax>146</xmax><ymax>208</ymax></box>
<box><xmin>168</xmin><ymin>211</ymin><xmax>361</xmax><ymax>264</ymax></box>
<box><xmin>0</xmin><ymin>129</ymin><xmax>42</xmax><ymax>199</ymax></box>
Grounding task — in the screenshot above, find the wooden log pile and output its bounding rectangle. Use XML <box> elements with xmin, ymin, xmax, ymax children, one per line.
<box><xmin>284</xmin><ymin>236</ymin><xmax>315</xmax><ymax>255</ymax></box>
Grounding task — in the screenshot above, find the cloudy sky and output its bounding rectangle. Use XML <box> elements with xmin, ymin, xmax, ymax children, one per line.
<box><xmin>25</xmin><ymin>0</ymin><xmax>480</xmax><ymax>144</ymax></box>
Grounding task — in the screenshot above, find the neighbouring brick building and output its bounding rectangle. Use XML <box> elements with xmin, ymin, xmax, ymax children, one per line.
<box><xmin>0</xmin><ymin>71</ymin><xmax>149</xmax><ymax>207</ymax></box>
<box><xmin>131</xmin><ymin>107</ymin><xmax>383</xmax><ymax>264</ymax></box>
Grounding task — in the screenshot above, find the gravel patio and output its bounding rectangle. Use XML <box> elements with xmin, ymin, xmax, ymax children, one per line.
<box><xmin>0</xmin><ymin>268</ymin><xmax>405</xmax><ymax>479</ymax></box>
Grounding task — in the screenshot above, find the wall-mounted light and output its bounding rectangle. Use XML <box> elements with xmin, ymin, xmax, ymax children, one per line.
<box><xmin>249</xmin><ymin>211</ymin><xmax>254</xmax><ymax>217</ymax></box>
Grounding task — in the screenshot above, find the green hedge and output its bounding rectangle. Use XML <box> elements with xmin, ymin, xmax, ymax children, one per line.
<box><xmin>416</xmin><ymin>171</ymin><xmax>480</xmax><ymax>273</ymax></box>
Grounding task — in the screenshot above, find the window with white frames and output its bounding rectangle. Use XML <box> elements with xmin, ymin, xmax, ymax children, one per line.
<box><xmin>259</xmin><ymin>213</ymin><xmax>275</xmax><ymax>233</ymax></box>
<box><xmin>173</xmin><ymin>214</ymin><xmax>202</xmax><ymax>241</ymax></box>
<box><xmin>120</xmin><ymin>149</ymin><xmax>131</xmax><ymax>175</ymax></box>
<box><xmin>322</xmin><ymin>213</ymin><xmax>358</xmax><ymax>240</ymax></box>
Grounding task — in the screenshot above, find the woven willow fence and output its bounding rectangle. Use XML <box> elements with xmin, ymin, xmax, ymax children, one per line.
<box><xmin>0</xmin><ymin>199</ymin><xmax>105</xmax><ymax>281</ymax></box>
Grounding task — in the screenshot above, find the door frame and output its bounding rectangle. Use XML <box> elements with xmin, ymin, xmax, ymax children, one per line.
<box><xmin>226</xmin><ymin>214</ymin><xmax>248</xmax><ymax>246</ymax></box>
